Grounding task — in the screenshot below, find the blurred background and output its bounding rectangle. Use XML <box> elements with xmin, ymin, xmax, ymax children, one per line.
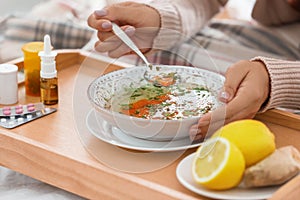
<box><xmin>0</xmin><ymin>0</ymin><xmax>44</xmax><ymax>15</ymax></box>
<box><xmin>0</xmin><ymin>0</ymin><xmax>257</xmax><ymax>63</ymax></box>
<box><xmin>0</xmin><ymin>0</ymin><xmax>256</xmax><ymax>19</ymax></box>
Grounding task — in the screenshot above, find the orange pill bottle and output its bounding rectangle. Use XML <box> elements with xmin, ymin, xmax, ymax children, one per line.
<box><xmin>22</xmin><ymin>42</ymin><xmax>44</xmax><ymax>96</ymax></box>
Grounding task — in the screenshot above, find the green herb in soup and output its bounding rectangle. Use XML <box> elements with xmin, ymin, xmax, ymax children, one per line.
<box><xmin>112</xmin><ymin>83</ymin><xmax>216</xmax><ymax>120</ymax></box>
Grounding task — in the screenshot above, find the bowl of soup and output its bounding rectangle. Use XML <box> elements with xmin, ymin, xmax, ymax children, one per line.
<box><xmin>87</xmin><ymin>65</ymin><xmax>224</xmax><ymax>141</ymax></box>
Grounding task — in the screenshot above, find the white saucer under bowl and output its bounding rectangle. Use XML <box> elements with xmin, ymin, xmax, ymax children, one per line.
<box><xmin>86</xmin><ymin>109</ymin><xmax>201</xmax><ymax>152</ymax></box>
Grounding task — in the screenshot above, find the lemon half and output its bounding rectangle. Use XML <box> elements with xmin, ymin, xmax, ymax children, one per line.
<box><xmin>192</xmin><ymin>137</ymin><xmax>245</xmax><ymax>190</ymax></box>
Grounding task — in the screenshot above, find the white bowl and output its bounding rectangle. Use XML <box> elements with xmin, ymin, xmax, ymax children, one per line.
<box><xmin>87</xmin><ymin>65</ymin><xmax>224</xmax><ymax>141</ymax></box>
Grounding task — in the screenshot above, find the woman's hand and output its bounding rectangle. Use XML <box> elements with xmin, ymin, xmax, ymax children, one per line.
<box><xmin>87</xmin><ymin>2</ymin><xmax>161</xmax><ymax>57</ymax></box>
<box><xmin>190</xmin><ymin>60</ymin><xmax>270</xmax><ymax>141</ymax></box>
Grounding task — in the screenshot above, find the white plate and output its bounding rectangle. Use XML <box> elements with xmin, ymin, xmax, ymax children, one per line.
<box><xmin>86</xmin><ymin>109</ymin><xmax>201</xmax><ymax>152</ymax></box>
<box><xmin>176</xmin><ymin>153</ymin><xmax>280</xmax><ymax>200</ymax></box>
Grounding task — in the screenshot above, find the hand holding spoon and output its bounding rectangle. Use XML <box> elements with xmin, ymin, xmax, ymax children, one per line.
<box><xmin>111</xmin><ymin>23</ymin><xmax>178</xmax><ymax>87</ymax></box>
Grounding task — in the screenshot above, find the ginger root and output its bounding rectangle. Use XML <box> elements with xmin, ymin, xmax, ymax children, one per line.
<box><xmin>243</xmin><ymin>146</ymin><xmax>300</xmax><ymax>188</ymax></box>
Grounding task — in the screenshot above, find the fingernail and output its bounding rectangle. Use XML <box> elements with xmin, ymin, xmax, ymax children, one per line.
<box><xmin>94</xmin><ymin>9</ymin><xmax>107</xmax><ymax>17</ymax></box>
<box><xmin>125</xmin><ymin>26</ymin><xmax>135</xmax><ymax>35</ymax></box>
<box><xmin>102</xmin><ymin>21</ymin><xmax>112</xmax><ymax>29</ymax></box>
<box><xmin>193</xmin><ymin>134</ymin><xmax>203</xmax><ymax>142</ymax></box>
<box><xmin>190</xmin><ymin>126</ymin><xmax>199</xmax><ymax>136</ymax></box>
<box><xmin>220</xmin><ymin>91</ymin><xmax>230</xmax><ymax>100</ymax></box>
<box><xmin>189</xmin><ymin>126</ymin><xmax>201</xmax><ymax>141</ymax></box>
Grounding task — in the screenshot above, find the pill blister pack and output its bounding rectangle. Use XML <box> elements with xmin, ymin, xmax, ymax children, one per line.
<box><xmin>0</xmin><ymin>103</ymin><xmax>44</xmax><ymax>116</ymax></box>
<box><xmin>0</xmin><ymin>103</ymin><xmax>57</xmax><ymax>129</ymax></box>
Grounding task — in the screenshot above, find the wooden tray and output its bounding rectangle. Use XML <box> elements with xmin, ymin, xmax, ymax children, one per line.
<box><xmin>1</xmin><ymin>50</ymin><xmax>300</xmax><ymax>200</ymax></box>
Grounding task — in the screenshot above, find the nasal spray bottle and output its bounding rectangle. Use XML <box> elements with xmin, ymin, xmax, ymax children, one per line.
<box><xmin>39</xmin><ymin>35</ymin><xmax>58</xmax><ymax>105</ymax></box>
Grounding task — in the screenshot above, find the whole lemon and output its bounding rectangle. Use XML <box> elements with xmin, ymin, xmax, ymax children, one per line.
<box><xmin>192</xmin><ymin>137</ymin><xmax>245</xmax><ymax>190</ymax></box>
<box><xmin>212</xmin><ymin>119</ymin><xmax>276</xmax><ymax>167</ymax></box>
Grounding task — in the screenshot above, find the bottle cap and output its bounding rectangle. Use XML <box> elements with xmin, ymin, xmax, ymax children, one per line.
<box><xmin>0</xmin><ymin>64</ymin><xmax>18</xmax><ymax>105</ymax></box>
<box><xmin>22</xmin><ymin>42</ymin><xmax>44</xmax><ymax>56</ymax></box>
<box><xmin>39</xmin><ymin>35</ymin><xmax>57</xmax><ymax>79</ymax></box>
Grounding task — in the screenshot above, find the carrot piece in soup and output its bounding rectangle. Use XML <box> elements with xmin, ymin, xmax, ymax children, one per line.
<box><xmin>121</xmin><ymin>94</ymin><xmax>170</xmax><ymax>118</ymax></box>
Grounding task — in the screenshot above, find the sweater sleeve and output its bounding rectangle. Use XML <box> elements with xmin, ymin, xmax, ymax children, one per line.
<box><xmin>252</xmin><ymin>57</ymin><xmax>300</xmax><ymax>112</ymax></box>
<box><xmin>252</xmin><ymin>0</ymin><xmax>300</xmax><ymax>26</ymax></box>
<box><xmin>144</xmin><ymin>0</ymin><xmax>228</xmax><ymax>51</ymax></box>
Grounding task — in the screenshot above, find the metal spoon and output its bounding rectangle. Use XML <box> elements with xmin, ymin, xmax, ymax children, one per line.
<box><xmin>112</xmin><ymin>23</ymin><xmax>151</xmax><ymax>67</ymax></box>
<box><xmin>111</xmin><ymin>23</ymin><xmax>177</xmax><ymax>87</ymax></box>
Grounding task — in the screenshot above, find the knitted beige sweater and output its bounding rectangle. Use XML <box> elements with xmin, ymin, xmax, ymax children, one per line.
<box><xmin>146</xmin><ymin>0</ymin><xmax>300</xmax><ymax>111</ymax></box>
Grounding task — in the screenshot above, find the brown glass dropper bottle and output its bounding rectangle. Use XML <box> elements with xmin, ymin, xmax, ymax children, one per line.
<box><xmin>38</xmin><ymin>35</ymin><xmax>58</xmax><ymax>105</ymax></box>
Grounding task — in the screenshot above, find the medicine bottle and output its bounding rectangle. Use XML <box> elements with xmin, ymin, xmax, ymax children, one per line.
<box><xmin>22</xmin><ymin>42</ymin><xmax>44</xmax><ymax>96</ymax></box>
<box><xmin>39</xmin><ymin>35</ymin><xmax>58</xmax><ymax>105</ymax></box>
<box><xmin>0</xmin><ymin>64</ymin><xmax>18</xmax><ymax>105</ymax></box>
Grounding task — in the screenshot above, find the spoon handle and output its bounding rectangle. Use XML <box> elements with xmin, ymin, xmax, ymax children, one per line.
<box><xmin>111</xmin><ymin>23</ymin><xmax>150</xmax><ymax>66</ymax></box>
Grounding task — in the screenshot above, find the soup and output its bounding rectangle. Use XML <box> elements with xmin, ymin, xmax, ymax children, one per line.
<box><xmin>111</xmin><ymin>83</ymin><xmax>217</xmax><ymax>120</ymax></box>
